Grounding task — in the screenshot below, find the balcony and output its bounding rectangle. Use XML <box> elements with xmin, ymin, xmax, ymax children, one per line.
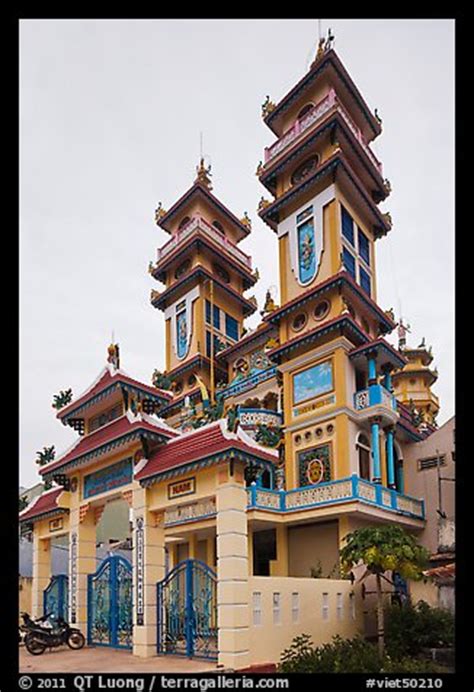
<box><xmin>247</xmin><ymin>475</ymin><xmax>425</xmax><ymax>521</ymax></box>
<box><xmin>156</xmin><ymin>215</ymin><xmax>252</xmax><ymax>270</ymax></box>
<box><xmin>353</xmin><ymin>384</ymin><xmax>397</xmax><ymax>412</ymax></box>
<box><xmin>164</xmin><ymin>496</ymin><xmax>216</xmax><ymax>527</ymax></box>
<box><xmin>263</xmin><ymin>88</ymin><xmax>383</xmax><ymax>176</ymax></box>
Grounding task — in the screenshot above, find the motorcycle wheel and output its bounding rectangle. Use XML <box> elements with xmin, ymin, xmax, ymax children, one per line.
<box><xmin>67</xmin><ymin>631</ymin><xmax>85</xmax><ymax>650</ymax></box>
<box><xmin>25</xmin><ymin>634</ymin><xmax>46</xmax><ymax>656</ymax></box>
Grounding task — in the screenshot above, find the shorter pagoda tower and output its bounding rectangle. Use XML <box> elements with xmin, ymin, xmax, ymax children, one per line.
<box><xmin>392</xmin><ymin>319</ymin><xmax>440</xmax><ymax>427</ymax></box>
<box><xmin>149</xmin><ymin>159</ymin><xmax>259</xmax><ymax>425</ymax></box>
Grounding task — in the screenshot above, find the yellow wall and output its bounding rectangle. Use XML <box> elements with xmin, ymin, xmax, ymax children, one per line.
<box><xmin>288</xmin><ymin>521</ymin><xmax>339</xmax><ymax>577</ymax></box>
<box><xmin>248</xmin><ymin>576</ymin><xmax>363</xmax><ymax>665</ymax></box>
<box><xmin>19</xmin><ymin>576</ymin><xmax>33</xmax><ymax>618</ymax></box>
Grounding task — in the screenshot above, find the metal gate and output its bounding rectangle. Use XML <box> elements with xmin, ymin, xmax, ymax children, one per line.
<box><xmin>87</xmin><ymin>554</ymin><xmax>133</xmax><ymax>649</ymax></box>
<box><xmin>157</xmin><ymin>559</ymin><xmax>217</xmax><ymax>659</ymax></box>
<box><xmin>43</xmin><ymin>574</ymin><xmax>68</xmax><ymax>620</ymax></box>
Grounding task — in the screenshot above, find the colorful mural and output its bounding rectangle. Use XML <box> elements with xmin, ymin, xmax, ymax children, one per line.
<box><xmin>84</xmin><ymin>458</ymin><xmax>133</xmax><ymax>499</ymax></box>
<box><xmin>298</xmin><ymin>443</ymin><xmax>331</xmax><ymax>487</ymax></box>
<box><xmin>292</xmin><ymin>360</ymin><xmax>333</xmax><ymax>405</ymax></box>
<box><xmin>297</xmin><ymin>215</ymin><xmax>316</xmax><ymax>284</ymax></box>
<box><xmin>176</xmin><ymin>310</ymin><xmax>187</xmax><ymax>359</ymax></box>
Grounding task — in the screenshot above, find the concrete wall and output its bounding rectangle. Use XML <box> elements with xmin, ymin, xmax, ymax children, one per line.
<box><xmin>19</xmin><ymin>576</ymin><xmax>32</xmax><ymax>618</ymax></box>
<box><xmin>248</xmin><ymin>576</ymin><xmax>363</xmax><ymax>665</ymax></box>
<box><xmin>403</xmin><ymin>416</ymin><xmax>455</xmax><ymax>554</ymax></box>
<box><xmin>288</xmin><ymin>520</ymin><xmax>339</xmax><ymax>577</ymax></box>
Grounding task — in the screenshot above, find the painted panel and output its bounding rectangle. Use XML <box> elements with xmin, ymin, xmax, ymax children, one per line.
<box><xmin>298</xmin><ymin>443</ymin><xmax>332</xmax><ymax>487</ymax></box>
<box><xmin>176</xmin><ymin>310</ymin><xmax>187</xmax><ymax>359</ymax></box>
<box><xmin>292</xmin><ymin>360</ymin><xmax>333</xmax><ymax>406</ymax></box>
<box><xmin>297</xmin><ymin>212</ymin><xmax>317</xmax><ymax>284</ymax></box>
<box><xmin>83</xmin><ymin>458</ymin><xmax>133</xmax><ymax>499</ymax></box>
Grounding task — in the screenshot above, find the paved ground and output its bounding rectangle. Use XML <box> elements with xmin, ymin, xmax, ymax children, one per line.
<box><xmin>19</xmin><ymin>645</ymin><xmax>219</xmax><ymax>673</ymax></box>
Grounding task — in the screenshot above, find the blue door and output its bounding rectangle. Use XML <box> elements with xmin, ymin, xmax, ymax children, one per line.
<box><xmin>157</xmin><ymin>559</ymin><xmax>217</xmax><ymax>660</ymax></box>
<box><xmin>87</xmin><ymin>555</ymin><xmax>133</xmax><ymax>649</ymax></box>
<box><xmin>43</xmin><ymin>575</ymin><xmax>68</xmax><ymax>620</ymax></box>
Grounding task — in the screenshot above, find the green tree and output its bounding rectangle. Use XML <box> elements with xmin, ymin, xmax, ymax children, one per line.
<box><xmin>340</xmin><ymin>525</ymin><xmax>429</xmax><ymax>657</ymax></box>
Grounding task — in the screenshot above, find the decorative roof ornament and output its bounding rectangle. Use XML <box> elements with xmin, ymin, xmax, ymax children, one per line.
<box><xmin>264</xmin><ymin>336</ymin><xmax>280</xmax><ymax>352</ymax></box>
<box><xmin>36</xmin><ymin>445</ymin><xmax>56</xmax><ymax>467</ymax></box>
<box><xmin>256</xmin><ymin>161</ymin><xmax>264</xmax><ymax>177</ymax></box>
<box><xmin>154</xmin><ymin>202</ymin><xmax>167</xmax><ymax>225</ymax></box>
<box><xmin>195</xmin><ymin>157</ymin><xmax>213</xmax><ymax>190</ymax></box>
<box><xmin>148</xmin><ymin>261</ymin><xmax>155</xmax><ymax>275</ymax></box>
<box><xmin>311</xmin><ymin>28</ymin><xmax>335</xmax><ymax>69</ymax></box>
<box><xmin>384</xmin><ymin>308</ymin><xmax>395</xmax><ymax>322</ymax></box>
<box><xmin>260</xmin><ymin>288</ymin><xmax>279</xmax><ymax>316</ymax></box>
<box><xmin>418</xmin><ymin>337</ymin><xmax>426</xmax><ymax>349</ymax></box>
<box><xmin>240</xmin><ymin>211</ymin><xmax>252</xmax><ymax>230</ymax></box>
<box><xmin>152</xmin><ymin>369</ymin><xmax>172</xmax><ymax>391</ymax></box>
<box><xmin>52</xmin><ymin>388</ymin><xmax>73</xmax><ymax>410</ymax></box>
<box><xmin>382</xmin><ymin>211</ymin><xmax>393</xmax><ymax>230</ymax></box>
<box><xmin>258</xmin><ymin>196</ymin><xmax>271</xmax><ymax>213</ymax></box>
<box><xmin>383</xmin><ymin>178</ymin><xmax>392</xmax><ymax>196</ymax></box>
<box><xmin>252</xmin><ymin>267</ymin><xmax>260</xmax><ymax>282</ymax></box>
<box><xmin>150</xmin><ymin>289</ymin><xmax>160</xmax><ymax>302</ymax></box>
<box><xmin>397</xmin><ymin>318</ymin><xmax>411</xmax><ymax>351</ymax></box>
<box><xmin>374</xmin><ymin>108</ymin><xmax>383</xmax><ymax>125</ymax></box>
<box><xmin>107</xmin><ymin>342</ymin><xmax>120</xmax><ymax>370</ymax></box>
<box><xmin>261</xmin><ymin>95</ymin><xmax>276</xmax><ymax>119</ymax></box>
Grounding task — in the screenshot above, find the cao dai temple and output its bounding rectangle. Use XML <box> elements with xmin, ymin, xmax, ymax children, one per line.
<box><xmin>20</xmin><ymin>35</ymin><xmax>451</xmax><ymax>668</ymax></box>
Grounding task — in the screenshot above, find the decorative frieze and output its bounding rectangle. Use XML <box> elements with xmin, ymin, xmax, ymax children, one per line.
<box><xmin>135</xmin><ymin>516</ymin><xmax>144</xmax><ymax>626</ymax></box>
<box><xmin>164</xmin><ymin>497</ymin><xmax>216</xmax><ymax>527</ymax></box>
<box><xmin>70</xmin><ymin>532</ymin><xmax>77</xmax><ymax>623</ymax></box>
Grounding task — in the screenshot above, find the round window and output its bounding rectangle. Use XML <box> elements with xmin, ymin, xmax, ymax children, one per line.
<box><xmin>292</xmin><ymin>312</ymin><xmax>308</xmax><ymax>332</ymax></box>
<box><xmin>326</xmin><ymin>424</ymin><xmax>334</xmax><ymax>435</ymax></box>
<box><xmin>188</xmin><ymin>374</ymin><xmax>197</xmax><ymax>387</ymax></box>
<box><xmin>304</xmin><ymin>430</ymin><xmax>312</xmax><ymax>441</ymax></box>
<box><xmin>314</xmin><ymin>300</ymin><xmax>330</xmax><ymax>321</ymax></box>
<box><xmin>294</xmin><ymin>434</ymin><xmax>302</xmax><ymax>445</ymax></box>
<box><xmin>315</xmin><ymin>427</ymin><xmax>323</xmax><ymax>437</ymax></box>
<box><xmin>212</xmin><ymin>220</ymin><xmax>225</xmax><ymax>234</ymax></box>
<box><xmin>291</xmin><ymin>155</ymin><xmax>319</xmax><ymax>186</ymax></box>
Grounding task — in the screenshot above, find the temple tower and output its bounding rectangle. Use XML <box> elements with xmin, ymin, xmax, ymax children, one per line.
<box><xmin>257</xmin><ymin>36</ymin><xmax>403</xmax><ymax>491</ymax></box>
<box><xmin>149</xmin><ymin>160</ymin><xmax>259</xmax><ymax>424</ymax></box>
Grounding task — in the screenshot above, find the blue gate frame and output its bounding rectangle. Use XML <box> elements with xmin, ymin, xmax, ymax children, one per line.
<box><xmin>43</xmin><ymin>574</ymin><xmax>69</xmax><ymax>620</ymax></box>
<box><xmin>157</xmin><ymin>559</ymin><xmax>217</xmax><ymax>660</ymax></box>
<box><xmin>87</xmin><ymin>554</ymin><xmax>133</xmax><ymax>649</ymax></box>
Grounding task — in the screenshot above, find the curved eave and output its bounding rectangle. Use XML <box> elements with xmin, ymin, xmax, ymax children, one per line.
<box><xmin>268</xmin><ymin>315</ymin><xmax>369</xmax><ymax>363</ymax></box>
<box><xmin>152</xmin><ymin>235</ymin><xmax>256</xmax><ymax>289</ymax></box>
<box><xmin>264</xmin><ymin>271</ymin><xmax>395</xmax><ymax>334</ymax></box>
<box><xmin>156</xmin><ymin>182</ymin><xmax>251</xmax><ymax>240</ymax></box>
<box><xmin>19</xmin><ymin>506</ymin><xmax>69</xmax><ymax>525</ymax></box>
<box><xmin>349</xmin><ymin>339</ymin><xmax>407</xmax><ymax>370</ymax></box>
<box><xmin>151</xmin><ymin>266</ymin><xmax>258</xmax><ymax>316</ymax></box>
<box><xmin>264</xmin><ymin>50</ymin><xmax>381</xmax><ymax>141</ymax></box>
<box><xmin>40</xmin><ymin>429</ymin><xmax>169</xmax><ymax>481</ymax></box>
<box><xmin>165</xmin><ymin>355</ymin><xmax>227</xmax><ymax>382</ymax></box>
<box><xmin>258</xmin><ymin>153</ymin><xmax>391</xmax><ymax>239</ymax></box>
<box><xmin>260</xmin><ymin>110</ymin><xmax>386</xmax><ymax>199</ymax></box>
<box><xmin>400</xmin><ymin>348</ymin><xmax>434</xmax><ymax>366</ymax></box>
<box><xmin>392</xmin><ymin>368</ymin><xmax>438</xmax><ymax>387</ymax></box>
<box><xmin>138</xmin><ymin>448</ymin><xmax>276</xmax><ymax>487</ymax></box>
<box><xmin>216</xmin><ymin>323</ymin><xmax>275</xmax><ymax>361</ymax></box>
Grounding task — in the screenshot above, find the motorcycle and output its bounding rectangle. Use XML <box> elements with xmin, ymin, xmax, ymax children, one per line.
<box><xmin>20</xmin><ymin>611</ymin><xmax>85</xmax><ymax>655</ymax></box>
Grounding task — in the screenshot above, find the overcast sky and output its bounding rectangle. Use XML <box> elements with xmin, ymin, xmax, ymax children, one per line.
<box><xmin>19</xmin><ymin>19</ymin><xmax>454</xmax><ymax>488</ymax></box>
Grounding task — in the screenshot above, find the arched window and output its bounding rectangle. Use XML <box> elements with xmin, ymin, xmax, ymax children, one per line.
<box><xmin>212</xmin><ymin>220</ymin><xmax>225</xmax><ymax>235</ymax></box>
<box><xmin>356</xmin><ymin>433</ymin><xmax>371</xmax><ymax>481</ymax></box>
<box><xmin>178</xmin><ymin>216</ymin><xmax>191</xmax><ymax>230</ymax></box>
<box><xmin>297</xmin><ymin>103</ymin><xmax>314</xmax><ymax>122</ymax></box>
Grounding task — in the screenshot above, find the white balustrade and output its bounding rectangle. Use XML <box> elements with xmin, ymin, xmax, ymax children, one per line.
<box><xmin>255</xmin><ymin>489</ymin><xmax>281</xmax><ymax>510</ymax></box>
<box><xmin>396</xmin><ymin>495</ymin><xmax>423</xmax><ymax>518</ymax></box>
<box><xmin>357</xmin><ymin>479</ymin><xmax>377</xmax><ymax>503</ymax></box>
<box><xmin>354</xmin><ymin>389</ymin><xmax>370</xmax><ymax>410</ymax></box>
<box><xmin>381</xmin><ymin>489</ymin><xmax>392</xmax><ymax>508</ymax></box>
<box><xmin>164</xmin><ymin>496</ymin><xmax>216</xmax><ymax>526</ymax></box>
<box><xmin>156</xmin><ymin>216</ymin><xmax>252</xmax><ymax>269</ymax></box>
<box><xmin>285</xmin><ymin>481</ymin><xmax>352</xmax><ymax>510</ymax></box>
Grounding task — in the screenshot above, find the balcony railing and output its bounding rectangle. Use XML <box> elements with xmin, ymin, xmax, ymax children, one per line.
<box><xmin>263</xmin><ymin>88</ymin><xmax>383</xmax><ymax>176</ymax></box>
<box><xmin>156</xmin><ymin>216</ymin><xmax>252</xmax><ymax>270</ymax></box>
<box><xmin>164</xmin><ymin>496</ymin><xmax>216</xmax><ymax>527</ymax></box>
<box><xmin>353</xmin><ymin>384</ymin><xmax>397</xmax><ymax>412</ymax></box>
<box><xmin>247</xmin><ymin>475</ymin><xmax>425</xmax><ymax>520</ymax></box>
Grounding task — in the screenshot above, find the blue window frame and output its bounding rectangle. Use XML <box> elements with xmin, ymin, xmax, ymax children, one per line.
<box><xmin>205</xmin><ymin>299</ymin><xmax>211</xmax><ymax>324</ymax></box>
<box><xmin>206</xmin><ymin>331</ymin><xmax>222</xmax><ymax>358</ymax></box>
<box><xmin>341</xmin><ymin>206</ymin><xmax>354</xmax><ymax>245</ymax></box>
<box><xmin>225</xmin><ymin>314</ymin><xmax>239</xmax><ymax>341</ymax></box>
<box><xmin>343</xmin><ymin>247</ymin><xmax>356</xmax><ymax>279</ymax></box>
<box><xmin>360</xmin><ymin>267</ymin><xmax>371</xmax><ymax>296</ymax></box>
<box><xmin>205</xmin><ymin>300</ymin><xmax>220</xmax><ymax>329</ymax></box>
<box><xmin>358</xmin><ymin>228</ymin><xmax>370</xmax><ymax>266</ymax></box>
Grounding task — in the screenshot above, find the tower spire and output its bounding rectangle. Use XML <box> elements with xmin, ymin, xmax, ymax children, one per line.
<box><xmin>195</xmin><ymin>156</ymin><xmax>213</xmax><ymax>190</ymax></box>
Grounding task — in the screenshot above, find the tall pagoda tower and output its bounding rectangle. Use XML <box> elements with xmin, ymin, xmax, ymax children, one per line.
<box><xmin>149</xmin><ymin>160</ymin><xmax>259</xmax><ymax>424</ymax></box>
<box><xmin>257</xmin><ymin>35</ymin><xmax>405</xmax><ymax>491</ymax></box>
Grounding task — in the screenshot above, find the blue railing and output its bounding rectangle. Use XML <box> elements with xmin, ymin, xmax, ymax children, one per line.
<box><xmin>353</xmin><ymin>384</ymin><xmax>397</xmax><ymax>412</ymax></box>
<box><xmin>218</xmin><ymin>366</ymin><xmax>277</xmax><ymax>400</ymax></box>
<box><xmin>247</xmin><ymin>474</ymin><xmax>425</xmax><ymax>520</ymax></box>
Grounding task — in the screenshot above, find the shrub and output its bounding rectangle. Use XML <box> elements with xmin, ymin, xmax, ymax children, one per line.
<box><xmin>385</xmin><ymin>600</ymin><xmax>454</xmax><ymax>658</ymax></box>
<box><xmin>279</xmin><ymin>635</ymin><xmax>383</xmax><ymax>673</ymax></box>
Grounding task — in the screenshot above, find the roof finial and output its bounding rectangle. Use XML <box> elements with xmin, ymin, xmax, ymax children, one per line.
<box><xmin>396</xmin><ymin>317</ymin><xmax>411</xmax><ymax>351</ymax></box>
<box><xmin>195</xmin><ymin>157</ymin><xmax>212</xmax><ymax>190</ymax></box>
<box><xmin>311</xmin><ymin>26</ymin><xmax>335</xmax><ymax>68</ymax></box>
<box><xmin>107</xmin><ymin>340</ymin><xmax>120</xmax><ymax>370</ymax></box>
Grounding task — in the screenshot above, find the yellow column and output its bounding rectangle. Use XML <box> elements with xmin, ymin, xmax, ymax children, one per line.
<box><xmin>168</xmin><ymin>543</ymin><xmax>177</xmax><ymax>571</ymax></box>
<box><xmin>69</xmin><ymin>503</ymin><xmax>96</xmax><ymax>636</ymax></box>
<box><xmin>247</xmin><ymin>525</ymin><xmax>254</xmax><ymax>576</ymax></box>
<box><xmin>270</xmin><ymin>525</ymin><xmax>289</xmax><ymax>576</ymax></box>
<box><xmin>206</xmin><ymin>536</ymin><xmax>215</xmax><ymax>570</ymax></box>
<box><xmin>132</xmin><ymin>485</ymin><xmax>165</xmax><ymax>658</ymax></box>
<box><xmin>188</xmin><ymin>533</ymin><xmax>198</xmax><ymax>559</ymax></box>
<box><xmin>31</xmin><ymin>530</ymin><xmax>51</xmax><ymax>618</ymax></box>
<box><xmin>216</xmin><ymin>461</ymin><xmax>250</xmax><ymax>669</ymax></box>
<box><xmin>335</xmin><ymin>413</ymin><xmax>351</xmax><ymax>478</ymax></box>
<box><xmin>338</xmin><ymin>516</ymin><xmax>352</xmax><ymax>553</ymax></box>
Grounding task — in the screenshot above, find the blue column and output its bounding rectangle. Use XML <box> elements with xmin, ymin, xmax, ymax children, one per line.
<box><xmin>370</xmin><ymin>417</ymin><xmax>381</xmax><ymax>483</ymax></box>
<box><xmin>368</xmin><ymin>355</ymin><xmax>377</xmax><ymax>384</ymax></box>
<box><xmin>386</xmin><ymin>427</ymin><xmax>396</xmax><ymax>488</ymax></box>
<box><xmin>382</xmin><ymin>366</ymin><xmax>392</xmax><ymax>391</ymax></box>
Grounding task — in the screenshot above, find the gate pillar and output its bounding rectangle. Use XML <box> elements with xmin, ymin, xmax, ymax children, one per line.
<box><xmin>216</xmin><ymin>461</ymin><xmax>250</xmax><ymax>670</ymax></box>
<box><xmin>69</xmin><ymin>503</ymin><xmax>96</xmax><ymax>634</ymax></box>
<box><xmin>32</xmin><ymin>532</ymin><xmax>51</xmax><ymax>618</ymax></box>
<box><xmin>132</xmin><ymin>486</ymin><xmax>165</xmax><ymax>657</ymax></box>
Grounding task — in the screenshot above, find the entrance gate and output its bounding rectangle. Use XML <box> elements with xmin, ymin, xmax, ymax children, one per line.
<box><xmin>43</xmin><ymin>574</ymin><xmax>68</xmax><ymax>620</ymax></box>
<box><xmin>87</xmin><ymin>554</ymin><xmax>133</xmax><ymax>649</ymax></box>
<box><xmin>157</xmin><ymin>559</ymin><xmax>217</xmax><ymax>659</ymax></box>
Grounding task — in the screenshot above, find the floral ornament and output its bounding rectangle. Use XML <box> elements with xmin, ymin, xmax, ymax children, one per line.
<box><xmin>36</xmin><ymin>445</ymin><xmax>56</xmax><ymax>466</ymax></box>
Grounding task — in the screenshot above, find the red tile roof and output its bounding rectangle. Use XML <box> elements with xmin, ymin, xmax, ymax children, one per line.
<box><xmin>135</xmin><ymin>419</ymin><xmax>278</xmax><ymax>482</ymax></box>
<box><xmin>57</xmin><ymin>366</ymin><xmax>172</xmax><ymax>420</ymax></box>
<box><xmin>41</xmin><ymin>413</ymin><xmax>179</xmax><ymax>476</ymax></box>
<box><xmin>423</xmin><ymin>563</ymin><xmax>455</xmax><ymax>582</ymax></box>
<box><xmin>19</xmin><ymin>488</ymin><xmax>65</xmax><ymax>522</ymax></box>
